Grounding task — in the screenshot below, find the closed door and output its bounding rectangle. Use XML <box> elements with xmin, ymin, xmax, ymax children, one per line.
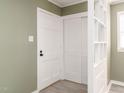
<box><xmin>64</xmin><ymin>17</ymin><xmax>87</xmax><ymax>84</ymax></box>
<box><xmin>37</xmin><ymin>8</ymin><xmax>62</xmax><ymax>90</ymax></box>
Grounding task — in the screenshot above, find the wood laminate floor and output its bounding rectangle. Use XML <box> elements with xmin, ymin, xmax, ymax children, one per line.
<box><xmin>109</xmin><ymin>84</ymin><xmax>124</xmax><ymax>93</ymax></box>
<box><xmin>40</xmin><ymin>80</ymin><xmax>87</xmax><ymax>93</ymax></box>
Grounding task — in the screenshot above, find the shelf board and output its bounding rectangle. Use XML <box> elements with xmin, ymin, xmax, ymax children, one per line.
<box><xmin>94</xmin><ymin>41</ymin><xmax>107</xmax><ymax>44</ymax></box>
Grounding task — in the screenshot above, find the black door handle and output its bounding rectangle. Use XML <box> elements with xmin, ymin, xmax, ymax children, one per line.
<box><xmin>40</xmin><ymin>50</ymin><xmax>43</xmax><ymax>56</ymax></box>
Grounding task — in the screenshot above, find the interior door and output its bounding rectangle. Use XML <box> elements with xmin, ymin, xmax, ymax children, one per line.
<box><xmin>64</xmin><ymin>16</ymin><xmax>87</xmax><ymax>84</ymax></box>
<box><xmin>37</xmin><ymin>8</ymin><xmax>62</xmax><ymax>90</ymax></box>
<box><xmin>88</xmin><ymin>0</ymin><xmax>108</xmax><ymax>93</ymax></box>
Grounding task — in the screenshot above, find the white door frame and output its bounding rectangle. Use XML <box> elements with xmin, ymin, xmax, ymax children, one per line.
<box><xmin>36</xmin><ymin>7</ymin><xmax>88</xmax><ymax>92</ymax></box>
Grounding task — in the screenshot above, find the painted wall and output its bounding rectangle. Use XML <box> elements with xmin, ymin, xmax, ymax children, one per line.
<box><xmin>62</xmin><ymin>2</ymin><xmax>87</xmax><ymax>16</ymax></box>
<box><xmin>111</xmin><ymin>3</ymin><xmax>124</xmax><ymax>82</ymax></box>
<box><xmin>0</xmin><ymin>0</ymin><xmax>88</xmax><ymax>92</ymax></box>
<box><xmin>0</xmin><ymin>0</ymin><xmax>61</xmax><ymax>93</ymax></box>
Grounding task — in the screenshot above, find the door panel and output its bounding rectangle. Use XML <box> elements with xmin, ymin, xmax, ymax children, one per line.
<box><xmin>64</xmin><ymin>17</ymin><xmax>87</xmax><ymax>84</ymax></box>
<box><xmin>37</xmin><ymin>9</ymin><xmax>61</xmax><ymax>90</ymax></box>
<box><xmin>64</xmin><ymin>52</ymin><xmax>82</xmax><ymax>83</ymax></box>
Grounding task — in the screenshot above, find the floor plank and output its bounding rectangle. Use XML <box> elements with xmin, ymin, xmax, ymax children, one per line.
<box><xmin>40</xmin><ymin>80</ymin><xmax>87</xmax><ymax>93</ymax></box>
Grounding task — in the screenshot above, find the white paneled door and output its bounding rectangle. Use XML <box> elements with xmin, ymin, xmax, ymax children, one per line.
<box><xmin>37</xmin><ymin>8</ymin><xmax>62</xmax><ymax>90</ymax></box>
<box><xmin>63</xmin><ymin>15</ymin><xmax>87</xmax><ymax>84</ymax></box>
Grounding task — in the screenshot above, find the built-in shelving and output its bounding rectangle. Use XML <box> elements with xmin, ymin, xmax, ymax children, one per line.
<box><xmin>88</xmin><ymin>0</ymin><xmax>108</xmax><ymax>93</ymax></box>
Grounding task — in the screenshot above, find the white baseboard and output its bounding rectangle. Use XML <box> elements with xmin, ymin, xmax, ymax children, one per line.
<box><xmin>105</xmin><ymin>80</ymin><xmax>124</xmax><ymax>93</ymax></box>
<box><xmin>32</xmin><ymin>90</ymin><xmax>39</xmax><ymax>93</ymax></box>
<box><xmin>111</xmin><ymin>80</ymin><xmax>124</xmax><ymax>86</ymax></box>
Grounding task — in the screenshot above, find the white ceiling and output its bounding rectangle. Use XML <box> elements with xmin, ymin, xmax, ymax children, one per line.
<box><xmin>48</xmin><ymin>0</ymin><xmax>87</xmax><ymax>7</ymax></box>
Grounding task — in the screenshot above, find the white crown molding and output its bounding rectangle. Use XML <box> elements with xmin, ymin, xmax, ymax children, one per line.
<box><xmin>48</xmin><ymin>0</ymin><xmax>63</xmax><ymax>7</ymax></box>
<box><xmin>62</xmin><ymin>0</ymin><xmax>87</xmax><ymax>7</ymax></box>
<box><xmin>110</xmin><ymin>0</ymin><xmax>124</xmax><ymax>5</ymax></box>
<box><xmin>48</xmin><ymin>0</ymin><xmax>87</xmax><ymax>8</ymax></box>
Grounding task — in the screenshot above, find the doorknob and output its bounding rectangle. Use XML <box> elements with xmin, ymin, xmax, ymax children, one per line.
<box><xmin>40</xmin><ymin>50</ymin><xmax>43</xmax><ymax>56</ymax></box>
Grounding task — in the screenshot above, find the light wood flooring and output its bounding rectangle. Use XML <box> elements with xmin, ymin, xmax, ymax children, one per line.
<box><xmin>109</xmin><ymin>84</ymin><xmax>124</xmax><ymax>93</ymax></box>
<box><xmin>40</xmin><ymin>80</ymin><xmax>87</xmax><ymax>93</ymax></box>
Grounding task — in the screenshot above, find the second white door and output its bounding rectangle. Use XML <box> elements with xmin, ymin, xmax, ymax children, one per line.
<box><xmin>64</xmin><ymin>16</ymin><xmax>87</xmax><ymax>84</ymax></box>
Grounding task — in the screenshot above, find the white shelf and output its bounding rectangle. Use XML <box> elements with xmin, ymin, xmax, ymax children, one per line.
<box><xmin>94</xmin><ymin>41</ymin><xmax>107</xmax><ymax>44</ymax></box>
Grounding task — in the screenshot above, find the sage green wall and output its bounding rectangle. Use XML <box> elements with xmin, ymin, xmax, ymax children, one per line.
<box><xmin>0</xmin><ymin>0</ymin><xmax>87</xmax><ymax>93</ymax></box>
<box><xmin>111</xmin><ymin>3</ymin><xmax>124</xmax><ymax>82</ymax></box>
<box><xmin>62</xmin><ymin>2</ymin><xmax>87</xmax><ymax>16</ymax></box>
<box><xmin>0</xmin><ymin>0</ymin><xmax>61</xmax><ymax>93</ymax></box>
